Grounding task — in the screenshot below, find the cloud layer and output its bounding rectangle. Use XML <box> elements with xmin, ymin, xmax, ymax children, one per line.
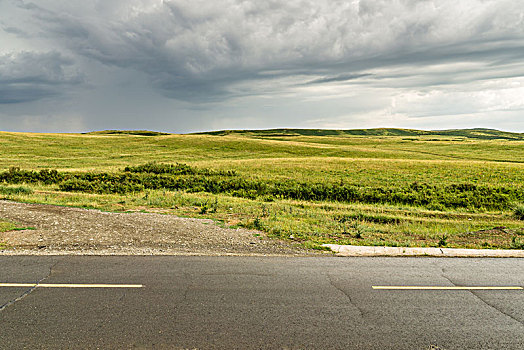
<box><xmin>1</xmin><ymin>0</ymin><xmax>524</xmax><ymax>132</ymax></box>
<box><xmin>0</xmin><ymin>51</ymin><xmax>82</xmax><ymax>103</ymax></box>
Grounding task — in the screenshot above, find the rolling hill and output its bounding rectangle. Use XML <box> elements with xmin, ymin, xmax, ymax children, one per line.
<box><xmin>195</xmin><ymin>128</ymin><xmax>524</xmax><ymax>140</ymax></box>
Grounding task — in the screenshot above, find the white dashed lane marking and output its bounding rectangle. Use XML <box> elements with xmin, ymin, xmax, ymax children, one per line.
<box><xmin>372</xmin><ymin>286</ymin><xmax>522</xmax><ymax>290</ymax></box>
<box><xmin>0</xmin><ymin>283</ymin><xmax>143</xmax><ymax>288</ymax></box>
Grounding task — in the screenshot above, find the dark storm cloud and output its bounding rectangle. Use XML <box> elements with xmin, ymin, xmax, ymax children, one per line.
<box><xmin>8</xmin><ymin>0</ymin><xmax>521</xmax><ymax>102</ymax></box>
<box><xmin>0</xmin><ymin>51</ymin><xmax>83</xmax><ymax>104</ymax></box>
<box><xmin>0</xmin><ymin>86</ymin><xmax>57</xmax><ymax>104</ymax></box>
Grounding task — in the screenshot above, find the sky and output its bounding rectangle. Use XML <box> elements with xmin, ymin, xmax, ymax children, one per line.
<box><xmin>1</xmin><ymin>0</ymin><xmax>524</xmax><ymax>133</ymax></box>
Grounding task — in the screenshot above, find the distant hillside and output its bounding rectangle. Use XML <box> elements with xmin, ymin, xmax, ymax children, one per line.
<box><xmin>83</xmin><ymin>128</ymin><xmax>524</xmax><ymax>140</ymax></box>
<box><xmin>84</xmin><ymin>130</ymin><xmax>170</xmax><ymax>136</ymax></box>
<box><xmin>196</xmin><ymin>128</ymin><xmax>524</xmax><ymax>140</ymax></box>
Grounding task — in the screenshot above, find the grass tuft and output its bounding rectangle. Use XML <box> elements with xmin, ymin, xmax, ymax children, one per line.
<box><xmin>0</xmin><ymin>219</ymin><xmax>34</xmax><ymax>233</ymax></box>
<box><xmin>511</xmin><ymin>236</ymin><xmax>524</xmax><ymax>249</ymax></box>
<box><xmin>0</xmin><ymin>185</ymin><xmax>33</xmax><ymax>195</ymax></box>
<box><xmin>514</xmin><ymin>204</ymin><xmax>524</xmax><ymax>220</ymax></box>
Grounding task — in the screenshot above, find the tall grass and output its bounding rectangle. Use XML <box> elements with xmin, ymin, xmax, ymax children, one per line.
<box><xmin>0</xmin><ymin>184</ymin><xmax>34</xmax><ymax>195</ymax></box>
<box><xmin>515</xmin><ymin>204</ymin><xmax>524</xmax><ymax>220</ymax></box>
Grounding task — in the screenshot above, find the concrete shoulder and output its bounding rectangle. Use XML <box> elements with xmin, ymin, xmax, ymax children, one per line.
<box><xmin>323</xmin><ymin>244</ymin><xmax>524</xmax><ymax>257</ymax></box>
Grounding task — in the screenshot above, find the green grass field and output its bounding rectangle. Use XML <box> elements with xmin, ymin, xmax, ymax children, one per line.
<box><xmin>0</xmin><ymin>128</ymin><xmax>523</xmax><ymax>250</ymax></box>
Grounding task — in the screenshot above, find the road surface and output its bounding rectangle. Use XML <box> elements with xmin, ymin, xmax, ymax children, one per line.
<box><xmin>1</xmin><ymin>256</ymin><xmax>523</xmax><ymax>349</ymax></box>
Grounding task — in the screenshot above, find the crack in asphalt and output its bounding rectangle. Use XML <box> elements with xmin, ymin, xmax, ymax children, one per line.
<box><xmin>0</xmin><ymin>261</ymin><xmax>59</xmax><ymax>312</ymax></box>
<box><xmin>468</xmin><ymin>290</ymin><xmax>524</xmax><ymax>326</ymax></box>
<box><xmin>441</xmin><ymin>274</ymin><xmax>524</xmax><ymax>326</ymax></box>
<box><xmin>180</xmin><ymin>272</ymin><xmax>192</xmax><ymax>305</ymax></box>
<box><xmin>326</xmin><ymin>273</ymin><xmax>364</xmax><ymax>318</ymax></box>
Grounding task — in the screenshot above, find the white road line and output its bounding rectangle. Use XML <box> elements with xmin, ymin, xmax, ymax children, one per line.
<box><xmin>0</xmin><ymin>283</ymin><xmax>143</xmax><ymax>288</ymax></box>
<box><xmin>372</xmin><ymin>286</ymin><xmax>522</xmax><ymax>290</ymax></box>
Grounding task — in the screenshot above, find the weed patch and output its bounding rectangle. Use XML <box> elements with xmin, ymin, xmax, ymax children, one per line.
<box><xmin>438</xmin><ymin>234</ymin><xmax>448</xmax><ymax>247</ymax></box>
<box><xmin>124</xmin><ymin>162</ymin><xmax>236</xmax><ymax>176</ymax></box>
<box><xmin>0</xmin><ymin>219</ymin><xmax>33</xmax><ymax>233</ymax></box>
<box><xmin>514</xmin><ymin>204</ymin><xmax>524</xmax><ymax>220</ymax></box>
<box><xmin>511</xmin><ymin>236</ymin><xmax>524</xmax><ymax>249</ymax></box>
<box><xmin>0</xmin><ymin>184</ymin><xmax>33</xmax><ymax>195</ymax></box>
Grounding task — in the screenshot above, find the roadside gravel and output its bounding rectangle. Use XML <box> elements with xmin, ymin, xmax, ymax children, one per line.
<box><xmin>0</xmin><ymin>200</ymin><xmax>321</xmax><ymax>256</ymax></box>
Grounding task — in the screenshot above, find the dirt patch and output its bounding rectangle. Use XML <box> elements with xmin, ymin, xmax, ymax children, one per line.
<box><xmin>0</xmin><ymin>200</ymin><xmax>322</xmax><ymax>256</ymax></box>
<box><xmin>472</xmin><ymin>226</ymin><xmax>510</xmax><ymax>235</ymax></box>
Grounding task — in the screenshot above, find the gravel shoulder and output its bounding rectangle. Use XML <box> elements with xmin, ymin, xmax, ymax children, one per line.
<box><xmin>0</xmin><ymin>200</ymin><xmax>322</xmax><ymax>256</ymax></box>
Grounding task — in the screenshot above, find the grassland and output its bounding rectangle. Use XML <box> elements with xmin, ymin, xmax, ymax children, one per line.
<box><xmin>0</xmin><ymin>128</ymin><xmax>523</xmax><ymax>250</ymax></box>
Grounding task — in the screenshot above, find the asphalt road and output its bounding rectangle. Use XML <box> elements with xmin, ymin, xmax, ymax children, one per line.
<box><xmin>0</xmin><ymin>256</ymin><xmax>523</xmax><ymax>349</ymax></box>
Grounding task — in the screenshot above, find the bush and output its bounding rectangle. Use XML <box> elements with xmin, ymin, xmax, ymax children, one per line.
<box><xmin>58</xmin><ymin>179</ymin><xmax>98</xmax><ymax>193</ymax></box>
<box><xmin>124</xmin><ymin>162</ymin><xmax>196</xmax><ymax>175</ymax></box>
<box><xmin>0</xmin><ymin>167</ymin><xmax>67</xmax><ymax>185</ymax></box>
<box><xmin>59</xmin><ymin>178</ymin><xmax>144</xmax><ymax>194</ymax></box>
<box><xmin>0</xmin><ymin>185</ymin><xmax>33</xmax><ymax>195</ymax></box>
<box><xmin>511</xmin><ymin>236</ymin><xmax>524</xmax><ymax>249</ymax></box>
<box><xmin>124</xmin><ymin>162</ymin><xmax>236</xmax><ymax>176</ymax></box>
<box><xmin>514</xmin><ymin>204</ymin><xmax>524</xmax><ymax>220</ymax></box>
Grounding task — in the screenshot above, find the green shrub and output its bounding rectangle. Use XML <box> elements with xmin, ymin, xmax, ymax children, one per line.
<box><xmin>511</xmin><ymin>236</ymin><xmax>524</xmax><ymax>249</ymax></box>
<box><xmin>438</xmin><ymin>234</ymin><xmax>448</xmax><ymax>247</ymax></box>
<box><xmin>125</xmin><ymin>162</ymin><xmax>196</xmax><ymax>175</ymax></box>
<box><xmin>59</xmin><ymin>179</ymin><xmax>99</xmax><ymax>193</ymax></box>
<box><xmin>124</xmin><ymin>162</ymin><xmax>235</xmax><ymax>176</ymax></box>
<box><xmin>59</xmin><ymin>178</ymin><xmax>144</xmax><ymax>194</ymax></box>
<box><xmin>0</xmin><ymin>167</ymin><xmax>67</xmax><ymax>184</ymax></box>
<box><xmin>514</xmin><ymin>204</ymin><xmax>524</xmax><ymax>220</ymax></box>
<box><xmin>0</xmin><ymin>185</ymin><xmax>33</xmax><ymax>195</ymax></box>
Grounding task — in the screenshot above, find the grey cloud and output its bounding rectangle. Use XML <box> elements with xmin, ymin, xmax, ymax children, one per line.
<box><xmin>0</xmin><ymin>86</ymin><xmax>57</xmax><ymax>104</ymax></box>
<box><xmin>1</xmin><ymin>26</ymin><xmax>28</xmax><ymax>36</ymax></box>
<box><xmin>0</xmin><ymin>51</ymin><xmax>84</xmax><ymax>104</ymax></box>
<box><xmin>305</xmin><ymin>73</ymin><xmax>373</xmax><ymax>85</ymax></box>
<box><xmin>10</xmin><ymin>0</ymin><xmax>522</xmax><ymax>102</ymax></box>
